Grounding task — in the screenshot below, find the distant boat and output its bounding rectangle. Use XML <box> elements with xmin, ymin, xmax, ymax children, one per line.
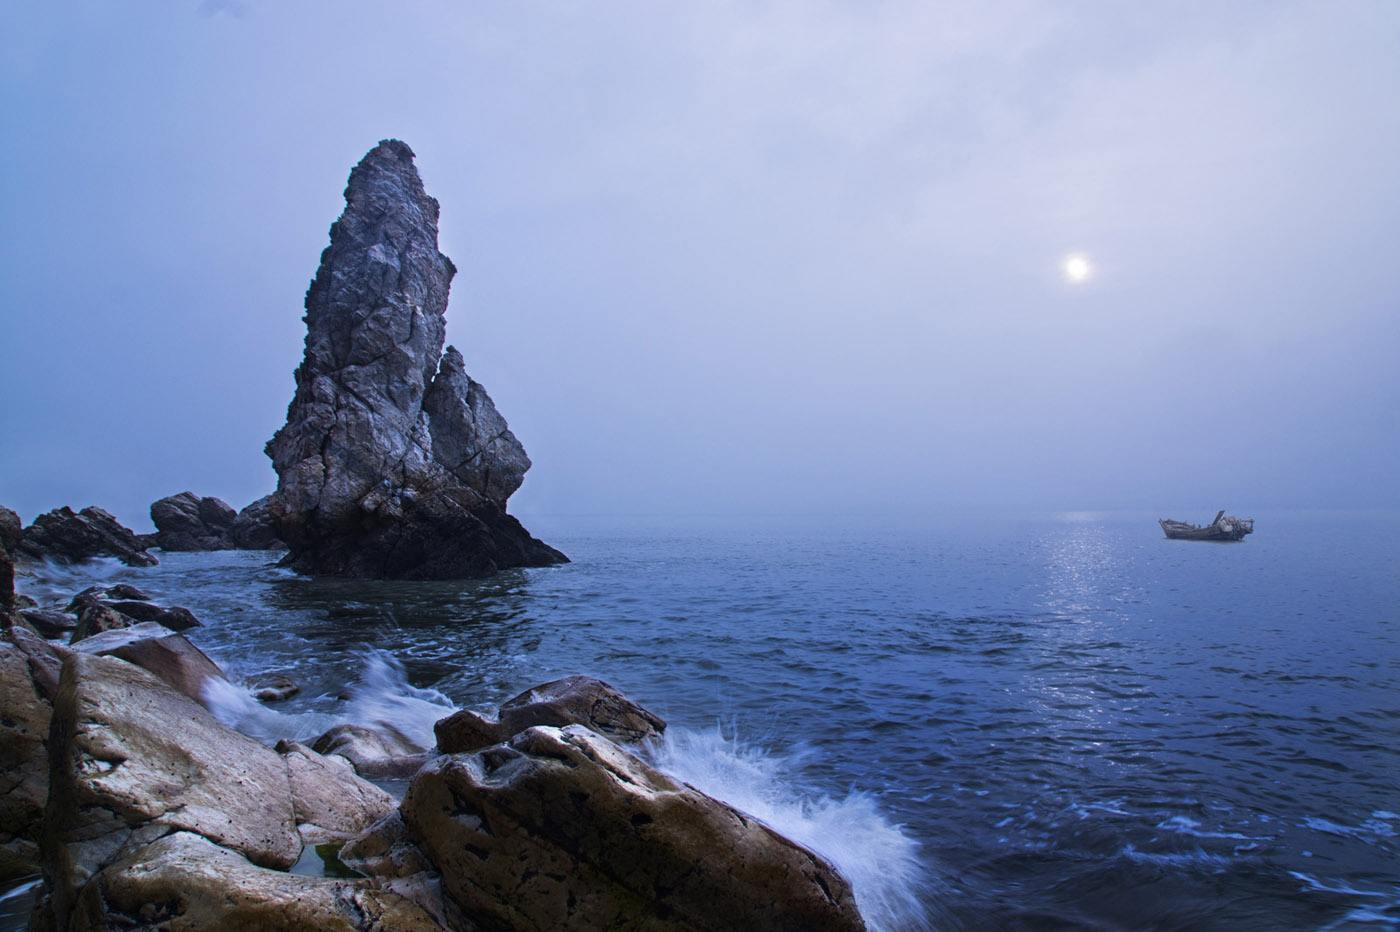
<box><xmin>1159</xmin><ymin>510</ymin><xmax>1254</xmax><ymax>542</ymax></box>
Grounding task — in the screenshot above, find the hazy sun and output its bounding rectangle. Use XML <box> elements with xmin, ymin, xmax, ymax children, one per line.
<box><xmin>1063</xmin><ymin>254</ymin><xmax>1092</xmax><ymax>283</ymax></box>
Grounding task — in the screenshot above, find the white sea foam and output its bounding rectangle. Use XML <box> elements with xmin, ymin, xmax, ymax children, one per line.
<box><xmin>647</xmin><ymin>725</ymin><xmax>933</xmax><ymax>932</ymax></box>
<box><xmin>204</xmin><ymin>648</ymin><xmax>454</xmax><ymax>748</ymax></box>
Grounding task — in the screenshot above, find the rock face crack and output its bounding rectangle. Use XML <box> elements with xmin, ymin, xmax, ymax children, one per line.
<box><xmin>265</xmin><ymin>139</ymin><xmax>566</xmax><ymax>580</ymax></box>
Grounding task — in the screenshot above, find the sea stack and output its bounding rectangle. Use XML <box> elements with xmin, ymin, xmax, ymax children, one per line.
<box><xmin>266</xmin><ymin>140</ymin><xmax>566</xmax><ymax>579</ymax></box>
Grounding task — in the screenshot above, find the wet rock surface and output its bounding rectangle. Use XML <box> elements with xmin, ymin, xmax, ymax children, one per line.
<box><xmin>0</xmin><ymin>628</ymin><xmax>63</xmax><ymax>880</ymax></box>
<box><xmin>76</xmin><ymin>831</ymin><xmax>445</xmax><ymax>931</ymax></box>
<box><xmin>435</xmin><ymin>674</ymin><xmax>666</xmax><ymax>754</ymax></box>
<box><xmin>16</xmin><ymin>506</ymin><xmax>157</xmax><ymax>567</ymax></box>
<box><xmin>312</xmin><ymin>723</ymin><xmax>430</xmax><ymax>779</ymax></box>
<box><xmin>71</xmin><ymin>623</ymin><xmax>227</xmax><ymax>705</ymax></box>
<box><xmin>42</xmin><ymin>653</ymin><xmax>303</xmax><ymax>926</ymax></box>
<box><xmin>398</xmin><ymin>725</ymin><xmax>865</xmax><ymax>931</ymax></box>
<box><xmin>276</xmin><ymin>741</ymin><xmax>397</xmax><ymax>845</ymax></box>
<box><xmin>265</xmin><ymin>139</ymin><xmax>565</xmax><ymax>580</ymax></box>
<box><xmin>150</xmin><ymin>492</ymin><xmax>239</xmax><ymax>551</ymax></box>
<box><xmin>248</xmin><ymin>672</ymin><xmax>301</xmax><ymax>702</ymax></box>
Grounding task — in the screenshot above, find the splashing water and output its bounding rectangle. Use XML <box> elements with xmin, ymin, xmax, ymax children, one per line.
<box><xmin>204</xmin><ymin>649</ymin><xmax>455</xmax><ymax>748</ymax></box>
<box><xmin>647</xmin><ymin>725</ymin><xmax>933</xmax><ymax>932</ymax></box>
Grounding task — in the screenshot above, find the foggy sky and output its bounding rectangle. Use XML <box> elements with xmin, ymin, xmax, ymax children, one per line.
<box><xmin>2</xmin><ymin>1</ymin><xmax>1397</xmax><ymax>530</ymax></box>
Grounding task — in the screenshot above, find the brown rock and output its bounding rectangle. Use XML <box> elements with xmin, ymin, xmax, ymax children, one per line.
<box><xmin>71</xmin><ymin>623</ymin><xmax>227</xmax><ymax>705</ymax></box>
<box><xmin>311</xmin><ymin>724</ymin><xmax>430</xmax><ymax>779</ymax></box>
<box><xmin>434</xmin><ymin>674</ymin><xmax>666</xmax><ymax>753</ymax></box>
<box><xmin>73</xmin><ymin>831</ymin><xmax>445</xmax><ymax>931</ymax></box>
<box><xmin>64</xmin><ymin>584</ymin><xmax>150</xmax><ymax>613</ymax></box>
<box><xmin>69</xmin><ymin>602</ymin><xmax>134</xmax><ymax>643</ymax></box>
<box><xmin>401</xmin><ymin>725</ymin><xmax>865</xmax><ymax>931</ymax></box>
<box><xmin>43</xmin><ymin>653</ymin><xmax>301</xmax><ymax>927</ymax></box>
<box><xmin>276</xmin><ymin>741</ymin><xmax>396</xmax><ymax>846</ymax></box>
<box><xmin>247</xmin><ymin>673</ymin><xmax>300</xmax><ymax>702</ymax></box>
<box><xmin>0</xmin><ymin>635</ymin><xmax>56</xmax><ymax>880</ymax></box>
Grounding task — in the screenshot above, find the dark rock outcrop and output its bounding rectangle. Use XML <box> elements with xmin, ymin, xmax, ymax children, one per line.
<box><xmin>394</xmin><ymin>725</ymin><xmax>866</xmax><ymax>931</ymax></box>
<box><xmin>265</xmin><ymin>139</ymin><xmax>566</xmax><ymax>580</ymax></box>
<box><xmin>231</xmin><ymin>494</ymin><xmax>284</xmax><ymax>550</ymax></box>
<box><xmin>106</xmin><ymin>599</ymin><xmax>201</xmax><ymax>632</ymax></box>
<box><xmin>0</xmin><ymin>505</ymin><xmax>20</xmax><ymax>612</ymax></box>
<box><xmin>18</xmin><ymin>608</ymin><xmax>76</xmax><ymax>639</ymax></box>
<box><xmin>150</xmin><ymin>491</ymin><xmax>238</xmax><ymax>551</ymax></box>
<box><xmin>15</xmin><ymin>506</ymin><xmax>157</xmax><ymax>567</ymax></box>
<box><xmin>69</xmin><ymin>602</ymin><xmax>135</xmax><ymax>643</ymax></box>
<box><xmin>65</xmin><ymin>584</ymin><xmax>149</xmax><ymax>612</ymax></box>
<box><xmin>435</xmin><ymin>674</ymin><xmax>666</xmax><ymax>754</ymax></box>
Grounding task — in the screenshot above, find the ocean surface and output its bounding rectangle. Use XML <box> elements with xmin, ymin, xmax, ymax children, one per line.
<box><xmin>8</xmin><ymin>510</ymin><xmax>1399</xmax><ymax>930</ymax></box>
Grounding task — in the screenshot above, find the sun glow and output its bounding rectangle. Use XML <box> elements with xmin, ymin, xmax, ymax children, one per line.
<box><xmin>1063</xmin><ymin>254</ymin><xmax>1092</xmax><ymax>283</ymax></box>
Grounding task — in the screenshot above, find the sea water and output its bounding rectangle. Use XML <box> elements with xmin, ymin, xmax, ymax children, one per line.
<box><xmin>10</xmin><ymin>510</ymin><xmax>1399</xmax><ymax>930</ymax></box>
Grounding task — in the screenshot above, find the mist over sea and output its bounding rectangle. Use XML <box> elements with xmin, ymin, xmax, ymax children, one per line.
<box><xmin>11</xmin><ymin>510</ymin><xmax>1399</xmax><ymax>930</ymax></box>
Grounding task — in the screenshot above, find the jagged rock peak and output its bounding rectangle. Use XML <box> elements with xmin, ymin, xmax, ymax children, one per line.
<box><xmin>265</xmin><ymin>140</ymin><xmax>565</xmax><ymax>580</ymax></box>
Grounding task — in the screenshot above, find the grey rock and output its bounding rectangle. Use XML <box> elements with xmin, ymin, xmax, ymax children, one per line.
<box><xmin>16</xmin><ymin>506</ymin><xmax>157</xmax><ymax>567</ymax></box>
<box><xmin>435</xmin><ymin>674</ymin><xmax>666</xmax><ymax>754</ymax></box>
<box><xmin>150</xmin><ymin>492</ymin><xmax>238</xmax><ymax>551</ymax></box>
<box><xmin>230</xmin><ymin>494</ymin><xmax>284</xmax><ymax>550</ymax></box>
<box><xmin>265</xmin><ymin>139</ymin><xmax>565</xmax><ymax>579</ymax></box>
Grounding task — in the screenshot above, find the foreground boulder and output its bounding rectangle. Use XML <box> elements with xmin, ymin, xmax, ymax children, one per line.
<box><xmin>264</xmin><ymin>139</ymin><xmax>566</xmax><ymax>579</ymax></box>
<box><xmin>150</xmin><ymin>492</ymin><xmax>238</xmax><ymax>551</ymax></box>
<box><xmin>41</xmin><ymin>651</ymin><xmax>405</xmax><ymax>927</ymax></box>
<box><xmin>397</xmin><ymin>725</ymin><xmax>865</xmax><ymax>931</ymax></box>
<box><xmin>42</xmin><ymin>653</ymin><xmax>302</xmax><ymax>925</ymax></box>
<box><xmin>435</xmin><ymin>674</ymin><xmax>666</xmax><ymax>753</ymax></box>
<box><xmin>0</xmin><ymin>628</ymin><xmax>64</xmax><ymax>880</ymax></box>
<box><xmin>72</xmin><ymin>831</ymin><xmax>445</xmax><ymax>931</ymax></box>
<box><xmin>230</xmin><ymin>494</ymin><xmax>284</xmax><ymax>550</ymax></box>
<box><xmin>72</xmin><ymin>623</ymin><xmax>227</xmax><ymax>704</ymax></box>
<box><xmin>15</xmin><ymin>506</ymin><xmax>157</xmax><ymax>567</ymax></box>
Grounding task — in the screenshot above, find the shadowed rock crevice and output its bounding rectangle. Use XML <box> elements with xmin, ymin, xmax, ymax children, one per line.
<box><xmin>265</xmin><ymin>139</ymin><xmax>565</xmax><ymax>580</ymax></box>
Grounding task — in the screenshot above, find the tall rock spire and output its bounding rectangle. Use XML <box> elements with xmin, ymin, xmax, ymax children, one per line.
<box><xmin>266</xmin><ymin>140</ymin><xmax>566</xmax><ymax>579</ymax></box>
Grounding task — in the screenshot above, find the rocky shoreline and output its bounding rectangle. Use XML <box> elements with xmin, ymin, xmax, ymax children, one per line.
<box><xmin>0</xmin><ymin>523</ymin><xmax>869</xmax><ymax>930</ymax></box>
